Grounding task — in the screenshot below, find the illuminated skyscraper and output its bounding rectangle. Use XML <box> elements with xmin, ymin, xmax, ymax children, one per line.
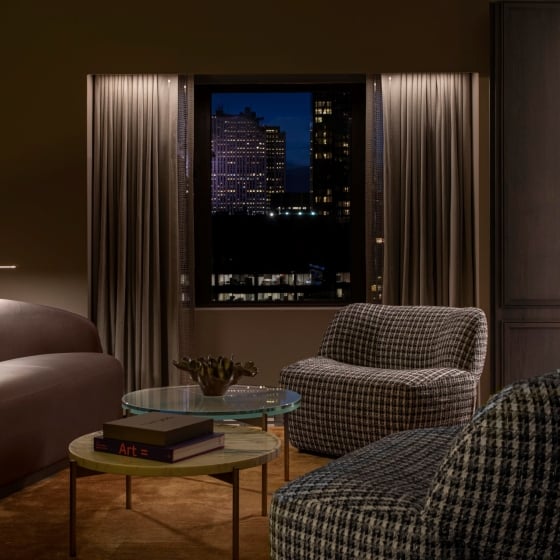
<box><xmin>211</xmin><ymin>108</ymin><xmax>286</xmax><ymax>215</ymax></box>
<box><xmin>264</xmin><ymin>125</ymin><xmax>286</xmax><ymax>205</ymax></box>
<box><xmin>311</xmin><ymin>92</ymin><xmax>352</xmax><ymax>221</ymax></box>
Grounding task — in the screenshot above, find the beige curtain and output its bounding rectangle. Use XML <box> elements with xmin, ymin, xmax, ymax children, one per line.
<box><xmin>91</xmin><ymin>74</ymin><xmax>183</xmax><ymax>391</ymax></box>
<box><xmin>381</xmin><ymin>73</ymin><xmax>475</xmax><ymax>306</ymax></box>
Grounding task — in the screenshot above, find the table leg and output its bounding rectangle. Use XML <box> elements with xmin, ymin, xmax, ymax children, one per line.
<box><xmin>69</xmin><ymin>460</ymin><xmax>77</xmax><ymax>557</ymax></box>
<box><xmin>232</xmin><ymin>468</ymin><xmax>240</xmax><ymax>560</ymax></box>
<box><xmin>126</xmin><ymin>475</ymin><xmax>132</xmax><ymax>509</ymax></box>
<box><xmin>210</xmin><ymin>470</ymin><xmax>240</xmax><ymax>560</ymax></box>
<box><xmin>260</xmin><ymin>462</ymin><xmax>268</xmax><ymax>516</ymax></box>
<box><xmin>261</xmin><ymin>413</ymin><xmax>268</xmax><ymax>515</ymax></box>
<box><xmin>284</xmin><ymin>414</ymin><xmax>290</xmax><ymax>481</ymax></box>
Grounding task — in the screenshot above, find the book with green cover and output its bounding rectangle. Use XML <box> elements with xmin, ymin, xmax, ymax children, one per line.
<box><xmin>103</xmin><ymin>412</ymin><xmax>214</xmax><ymax>446</ymax></box>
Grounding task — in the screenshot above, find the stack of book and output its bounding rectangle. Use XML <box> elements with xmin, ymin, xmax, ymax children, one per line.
<box><xmin>93</xmin><ymin>412</ymin><xmax>224</xmax><ymax>463</ymax></box>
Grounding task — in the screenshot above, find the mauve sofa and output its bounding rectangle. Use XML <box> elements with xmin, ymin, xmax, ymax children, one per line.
<box><xmin>0</xmin><ymin>299</ymin><xmax>124</xmax><ymax>496</ymax></box>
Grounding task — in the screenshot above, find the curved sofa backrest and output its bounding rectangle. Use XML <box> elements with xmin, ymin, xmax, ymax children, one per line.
<box><xmin>318</xmin><ymin>303</ymin><xmax>487</xmax><ymax>375</ymax></box>
<box><xmin>0</xmin><ymin>299</ymin><xmax>102</xmax><ymax>361</ymax></box>
<box><xmin>424</xmin><ymin>369</ymin><xmax>560</xmax><ymax>557</ymax></box>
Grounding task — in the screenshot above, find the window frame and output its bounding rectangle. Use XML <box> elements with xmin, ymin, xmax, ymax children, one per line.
<box><xmin>193</xmin><ymin>76</ymin><xmax>366</xmax><ymax>307</ymax></box>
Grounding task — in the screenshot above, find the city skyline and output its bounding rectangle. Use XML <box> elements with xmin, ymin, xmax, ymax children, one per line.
<box><xmin>211</xmin><ymin>91</ymin><xmax>354</xmax><ymax>218</ymax></box>
<box><xmin>209</xmin><ymin>90</ymin><xmax>356</xmax><ymax>303</ymax></box>
<box><xmin>212</xmin><ymin>92</ymin><xmax>312</xmax><ymax>194</ymax></box>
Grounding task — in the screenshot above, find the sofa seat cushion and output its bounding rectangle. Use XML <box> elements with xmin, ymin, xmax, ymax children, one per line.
<box><xmin>270</xmin><ymin>425</ymin><xmax>462</xmax><ymax>560</ymax></box>
<box><xmin>281</xmin><ymin>356</ymin><xmax>475</xmax><ymax>456</ymax></box>
<box><xmin>0</xmin><ymin>353</ymin><xmax>123</xmax><ymax>487</ymax></box>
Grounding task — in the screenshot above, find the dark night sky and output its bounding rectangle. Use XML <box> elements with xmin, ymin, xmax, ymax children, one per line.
<box><xmin>212</xmin><ymin>92</ymin><xmax>312</xmax><ymax>182</ymax></box>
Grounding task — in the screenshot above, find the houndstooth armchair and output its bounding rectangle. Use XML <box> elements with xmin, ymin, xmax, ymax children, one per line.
<box><xmin>270</xmin><ymin>369</ymin><xmax>560</xmax><ymax>559</ymax></box>
<box><xmin>280</xmin><ymin>303</ymin><xmax>488</xmax><ymax>457</ymax></box>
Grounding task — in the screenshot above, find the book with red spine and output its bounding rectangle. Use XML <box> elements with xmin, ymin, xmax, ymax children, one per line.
<box><xmin>93</xmin><ymin>431</ymin><xmax>225</xmax><ymax>463</ymax></box>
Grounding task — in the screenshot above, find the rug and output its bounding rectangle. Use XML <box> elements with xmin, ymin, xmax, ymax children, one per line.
<box><xmin>0</xmin><ymin>427</ymin><xmax>330</xmax><ymax>559</ymax></box>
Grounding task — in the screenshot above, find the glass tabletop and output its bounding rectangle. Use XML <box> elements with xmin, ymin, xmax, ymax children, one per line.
<box><xmin>122</xmin><ymin>384</ymin><xmax>301</xmax><ymax>419</ymax></box>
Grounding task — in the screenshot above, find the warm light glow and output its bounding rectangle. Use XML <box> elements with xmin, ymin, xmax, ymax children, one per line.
<box><xmin>0</xmin><ymin>265</ymin><xmax>17</xmax><ymax>269</ymax></box>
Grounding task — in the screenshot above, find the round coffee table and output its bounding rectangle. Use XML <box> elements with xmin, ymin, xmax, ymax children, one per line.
<box><xmin>68</xmin><ymin>423</ymin><xmax>280</xmax><ymax>560</ymax></box>
<box><xmin>121</xmin><ymin>384</ymin><xmax>300</xmax><ymax>420</ymax></box>
<box><xmin>122</xmin><ymin>384</ymin><xmax>300</xmax><ymax>485</ymax></box>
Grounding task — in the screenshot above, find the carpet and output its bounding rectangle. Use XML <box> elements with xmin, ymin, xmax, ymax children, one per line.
<box><xmin>0</xmin><ymin>427</ymin><xmax>330</xmax><ymax>559</ymax></box>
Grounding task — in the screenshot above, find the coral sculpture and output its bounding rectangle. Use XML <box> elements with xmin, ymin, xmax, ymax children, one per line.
<box><xmin>173</xmin><ymin>355</ymin><xmax>258</xmax><ymax>396</ymax></box>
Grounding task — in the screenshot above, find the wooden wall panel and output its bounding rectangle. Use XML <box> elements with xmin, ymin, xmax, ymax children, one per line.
<box><xmin>502</xmin><ymin>322</ymin><xmax>560</xmax><ymax>385</ymax></box>
<box><xmin>492</xmin><ymin>1</ymin><xmax>560</xmax><ymax>389</ymax></box>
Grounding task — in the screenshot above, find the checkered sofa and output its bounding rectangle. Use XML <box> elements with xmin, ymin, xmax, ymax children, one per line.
<box><xmin>280</xmin><ymin>303</ymin><xmax>488</xmax><ymax>457</ymax></box>
<box><xmin>270</xmin><ymin>369</ymin><xmax>560</xmax><ymax>559</ymax></box>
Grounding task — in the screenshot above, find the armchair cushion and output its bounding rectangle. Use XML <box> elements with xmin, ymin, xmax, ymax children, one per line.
<box><xmin>318</xmin><ymin>303</ymin><xmax>487</xmax><ymax>372</ymax></box>
<box><xmin>424</xmin><ymin>370</ymin><xmax>560</xmax><ymax>556</ymax></box>
<box><xmin>282</xmin><ymin>356</ymin><xmax>476</xmax><ymax>456</ymax></box>
<box><xmin>270</xmin><ymin>426</ymin><xmax>462</xmax><ymax>559</ymax></box>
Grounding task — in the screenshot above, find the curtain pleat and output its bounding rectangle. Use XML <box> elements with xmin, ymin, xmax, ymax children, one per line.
<box><xmin>91</xmin><ymin>74</ymin><xmax>182</xmax><ymax>391</ymax></box>
<box><xmin>175</xmin><ymin>75</ymin><xmax>196</xmax><ymax>385</ymax></box>
<box><xmin>381</xmin><ymin>73</ymin><xmax>475</xmax><ymax>306</ymax></box>
<box><xmin>365</xmin><ymin>75</ymin><xmax>385</xmax><ymax>302</ymax></box>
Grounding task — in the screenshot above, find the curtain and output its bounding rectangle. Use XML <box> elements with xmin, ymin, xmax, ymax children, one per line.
<box><xmin>91</xmin><ymin>74</ymin><xmax>189</xmax><ymax>391</ymax></box>
<box><xmin>381</xmin><ymin>73</ymin><xmax>475</xmax><ymax>306</ymax></box>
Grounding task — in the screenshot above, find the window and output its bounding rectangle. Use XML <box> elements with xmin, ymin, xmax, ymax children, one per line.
<box><xmin>194</xmin><ymin>78</ymin><xmax>370</xmax><ymax>306</ymax></box>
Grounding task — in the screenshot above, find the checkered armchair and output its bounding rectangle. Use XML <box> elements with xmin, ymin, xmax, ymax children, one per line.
<box><xmin>280</xmin><ymin>303</ymin><xmax>488</xmax><ymax>457</ymax></box>
<box><xmin>270</xmin><ymin>370</ymin><xmax>560</xmax><ymax>559</ymax></box>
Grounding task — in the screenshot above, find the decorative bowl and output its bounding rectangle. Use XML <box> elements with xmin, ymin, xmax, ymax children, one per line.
<box><xmin>173</xmin><ymin>355</ymin><xmax>258</xmax><ymax>396</ymax></box>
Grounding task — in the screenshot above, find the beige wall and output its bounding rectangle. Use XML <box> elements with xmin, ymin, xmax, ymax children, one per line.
<box><xmin>193</xmin><ymin>308</ymin><xmax>338</xmax><ymax>387</ymax></box>
<box><xmin>0</xmin><ymin>0</ymin><xmax>492</xmax><ymax>397</ymax></box>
